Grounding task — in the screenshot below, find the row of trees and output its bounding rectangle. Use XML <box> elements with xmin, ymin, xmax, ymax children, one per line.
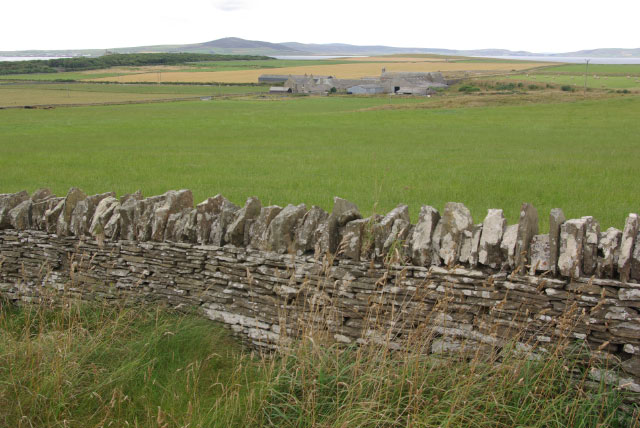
<box><xmin>0</xmin><ymin>53</ymin><xmax>272</xmax><ymax>75</ymax></box>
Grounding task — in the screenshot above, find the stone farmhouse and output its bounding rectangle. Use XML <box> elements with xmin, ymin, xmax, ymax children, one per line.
<box><xmin>264</xmin><ymin>69</ymin><xmax>448</xmax><ymax>96</ymax></box>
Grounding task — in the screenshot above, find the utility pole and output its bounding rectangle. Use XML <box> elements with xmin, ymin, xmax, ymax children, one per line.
<box><xmin>584</xmin><ymin>59</ymin><xmax>590</xmax><ymax>95</ymax></box>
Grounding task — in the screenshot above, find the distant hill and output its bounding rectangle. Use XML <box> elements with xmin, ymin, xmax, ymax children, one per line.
<box><xmin>280</xmin><ymin>42</ymin><xmax>537</xmax><ymax>57</ymax></box>
<box><xmin>550</xmin><ymin>48</ymin><xmax>640</xmax><ymax>58</ymax></box>
<box><xmin>2</xmin><ymin>37</ymin><xmax>639</xmax><ymax>59</ymax></box>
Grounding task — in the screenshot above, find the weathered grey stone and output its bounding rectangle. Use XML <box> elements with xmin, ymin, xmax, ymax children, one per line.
<box><xmin>295</xmin><ymin>206</ymin><xmax>328</xmax><ymax>255</ymax></box>
<box><xmin>529</xmin><ymin>234</ymin><xmax>550</xmax><ymax>274</ymax></box>
<box><xmin>358</xmin><ymin>214</ymin><xmax>382</xmax><ymax>261</ymax></box>
<box><xmin>32</xmin><ymin>196</ymin><xmax>62</xmax><ymax>231</ymax></box>
<box><xmin>190</xmin><ymin>195</ymin><xmax>226</xmax><ymax>244</ymax></box>
<box><xmin>439</xmin><ymin>202</ymin><xmax>473</xmax><ymax>266</ymax></box>
<box><xmin>459</xmin><ymin>230</ymin><xmax>473</xmax><ymax>264</ymax></box>
<box><xmin>30</xmin><ymin>188</ymin><xmax>53</xmax><ymax>202</ymax></box>
<box><xmin>89</xmin><ymin>196</ymin><xmax>119</xmax><ymax>237</ymax></box>
<box><xmin>225</xmin><ymin>197</ymin><xmax>262</xmax><ymax>246</ymax></box>
<box><xmin>70</xmin><ymin>192</ymin><xmax>115</xmax><ymax>236</ymax></box>
<box><xmin>597</xmin><ymin>227</ymin><xmax>623</xmax><ymax>278</ymax></box>
<box><xmin>431</xmin><ymin>221</ymin><xmax>443</xmax><ymax>266</ymax></box>
<box><xmin>150</xmin><ymin>190</ymin><xmax>193</xmax><ymax>242</ymax></box>
<box><xmin>249</xmin><ymin>205</ymin><xmax>283</xmax><ymax>251</ymax></box>
<box><xmin>478</xmin><ymin>209</ymin><xmax>506</xmax><ymax>269</ymax></box>
<box><xmin>134</xmin><ymin>194</ymin><xmax>166</xmax><ymax>241</ymax></box>
<box><xmin>632</xmin><ymin>230</ymin><xmax>640</xmax><ymax>282</ymax></box>
<box><xmin>44</xmin><ymin>199</ymin><xmax>64</xmax><ymax>233</ymax></box>
<box><xmin>558</xmin><ymin>218</ymin><xmax>587</xmax><ymax>278</ymax></box>
<box><xmin>341</xmin><ymin>218</ymin><xmax>368</xmax><ymax>260</ymax></box>
<box><xmin>373</xmin><ymin>205</ymin><xmax>409</xmax><ymax>259</ymax></box>
<box><xmin>549</xmin><ymin>208</ymin><xmax>566</xmax><ymax>275</ymax></box>
<box><xmin>514</xmin><ymin>203</ymin><xmax>538</xmax><ymax>269</ymax></box>
<box><xmin>182</xmin><ymin>209</ymin><xmax>199</xmax><ymax>242</ymax></box>
<box><xmin>8</xmin><ymin>200</ymin><xmax>32</xmax><ymax>230</ymax></box>
<box><xmin>460</xmin><ymin>224</ymin><xmax>482</xmax><ymax>266</ymax></box>
<box><xmin>164</xmin><ymin>209</ymin><xmax>192</xmax><ymax>242</ymax></box>
<box><xmin>581</xmin><ymin>216</ymin><xmax>600</xmax><ymax>276</ymax></box>
<box><xmin>605</xmin><ymin>306</ymin><xmax>639</xmax><ymax>320</ymax></box>
<box><xmin>0</xmin><ymin>191</ymin><xmax>29</xmax><ymax>229</ymax></box>
<box><xmin>469</xmin><ymin>224</ymin><xmax>482</xmax><ymax>267</ymax></box>
<box><xmin>209</xmin><ymin>197</ymin><xmax>239</xmax><ymax>246</ymax></box>
<box><xmin>317</xmin><ymin>197</ymin><xmax>361</xmax><ymax>255</ymax></box>
<box><xmin>622</xmin><ymin>356</ymin><xmax>640</xmax><ymax>378</ymax></box>
<box><xmin>56</xmin><ymin>187</ymin><xmax>87</xmax><ymax>236</ymax></box>
<box><xmin>267</xmin><ymin>203</ymin><xmax>307</xmax><ymax>253</ymax></box>
<box><xmin>333</xmin><ymin>197</ymin><xmax>360</xmax><ymax>225</ymax></box>
<box><xmin>120</xmin><ymin>190</ymin><xmax>142</xmax><ymax>204</ymax></box>
<box><xmin>619</xmin><ymin>214</ymin><xmax>639</xmax><ymax>282</ymax></box>
<box><xmin>383</xmin><ymin>218</ymin><xmax>412</xmax><ymax>260</ymax></box>
<box><xmin>409</xmin><ymin>205</ymin><xmax>441</xmax><ymax>266</ymax></box>
<box><xmin>500</xmin><ymin>224</ymin><xmax>518</xmax><ymax>269</ymax></box>
<box><xmin>103</xmin><ymin>212</ymin><xmax>121</xmax><ymax>239</ymax></box>
<box><xmin>117</xmin><ymin>194</ymin><xmax>142</xmax><ymax>240</ymax></box>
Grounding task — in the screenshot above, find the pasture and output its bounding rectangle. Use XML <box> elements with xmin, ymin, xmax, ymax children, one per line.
<box><xmin>504</xmin><ymin>73</ymin><xmax>640</xmax><ymax>90</ymax></box>
<box><xmin>1</xmin><ymin>92</ymin><xmax>638</xmax><ymax>230</ymax></box>
<box><xmin>540</xmin><ymin>63</ymin><xmax>640</xmax><ymax>75</ymax></box>
<box><xmin>0</xmin><ymin>83</ymin><xmax>267</xmax><ymax>107</ymax></box>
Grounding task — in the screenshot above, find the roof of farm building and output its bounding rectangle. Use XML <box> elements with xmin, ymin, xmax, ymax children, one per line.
<box><xmin>257</xmin><ymin>74</ymin><xmax>291</xmax><ymax>81</ymax></box>
<box><xmin>348</xmin><ymin>84</ymin><xmax>385</xmax><ymax>89</ymax></box>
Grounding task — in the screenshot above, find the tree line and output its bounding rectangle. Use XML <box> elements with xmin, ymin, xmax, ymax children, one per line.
<box><xmin>0</xmin><ymin>53</ymin><xmax>272</xmax><ymax>75</ymax></box>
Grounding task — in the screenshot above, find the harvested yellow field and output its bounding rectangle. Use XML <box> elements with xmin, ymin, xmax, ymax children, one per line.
<box><xmin>343</xmin><ymin>56</ymin><xmax>445</xmax><ymax>62</ymax></box>
<box><xmin>93</xmin><ymin>61</ymin><xmax>549</xmax><ymax>84</ymax></box>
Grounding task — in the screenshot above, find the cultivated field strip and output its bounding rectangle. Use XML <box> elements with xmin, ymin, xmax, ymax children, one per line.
<box><xmin>93</xmin><ymin>61</ymin><xmax>550</xmax><ymax>83</ymax></box>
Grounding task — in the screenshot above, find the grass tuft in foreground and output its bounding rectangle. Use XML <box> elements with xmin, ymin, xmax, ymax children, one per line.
<box><xmin>0</xmin><ymin>301</ymin><xmax>260</xmax><ymax>428</ymax></box>
<box><xmin>0</xmin><ymin>299</ymin><xmax>637</xmax><ymax>427</ymax></box>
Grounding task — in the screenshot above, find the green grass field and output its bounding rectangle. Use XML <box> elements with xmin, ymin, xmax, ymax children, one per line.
<box><xmin>0</xmin><ymin>72</ymin><xmax>127</xmax><ymax>81</ymax></box>
<box><xmin>1</xmin><ymin>93</ymin><xmax>638</xmax><ymax>230</ymax></box>
<box><xmin>540</xmin><ymin>64</ymin><xmax>640</xmax><ymax>75</ymax></box>
<box><xmin>0</xmin><ymin>82</ymin><xmax>268</xmax><ymax>95</ymax></box>
<box><xmin>505</xmin><ymin>74</ymin><xmax>640</xmax><ymax>89</ymax></box>
<box><xmin>0</xmin><ymin>83</ymin><xmax>268</xmax><ymax>106</ymax></box>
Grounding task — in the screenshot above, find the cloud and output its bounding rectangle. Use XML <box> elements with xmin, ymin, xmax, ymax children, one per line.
<box><xmin>213</xmin><ymin>0</ymin><xmax>247</xmax><ymax>11</ymax></box>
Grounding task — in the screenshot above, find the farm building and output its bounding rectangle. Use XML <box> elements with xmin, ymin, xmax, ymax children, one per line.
<box><xmin>380</xmin><ymin>71</ymin><xmax>448</xmax><ymax>94</ymax></box>
<box><xmin>395</xmin><ymin>87</ymin><xmax>434</xmax><ymax>96</ymax></box>
<box><xmin>347</xmin><ymin>84</ymin><xmax>385</xmax><ymax>95</ymax></box>
<box><xmin>284</xmin><ymin>75</ymin><xmax>335</xmax><ymax>94</ymax></box>
<box><xmin>264</xmin><ymin>69</ymin><xmax>448</xmax><ymax>96</ymax></box>
<box><xmin>269</xmin><ymin>86</ymin><xmax>292</xmax><ymax>94</ymax></box>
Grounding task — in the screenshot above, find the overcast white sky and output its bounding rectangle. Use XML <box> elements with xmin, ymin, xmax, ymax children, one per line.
<box><xmin>2</xmin><ymin>0</ymin><xmax>638</xmax><ymax>52</ymax></box>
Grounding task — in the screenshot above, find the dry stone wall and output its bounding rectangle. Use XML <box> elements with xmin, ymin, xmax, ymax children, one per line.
<box><xmin>2</xmin><ymin>188</ymin><xmax>640</xmax><ymax>393</ymax></box>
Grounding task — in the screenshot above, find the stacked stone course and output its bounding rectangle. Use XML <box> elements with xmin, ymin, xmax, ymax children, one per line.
<box><xmin>1</xmin><ymin>188</ymin><xmax>640</xmax><ymax>393</ymax></box>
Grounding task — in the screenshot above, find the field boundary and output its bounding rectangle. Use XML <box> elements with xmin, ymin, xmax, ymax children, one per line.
<box><xmin>0</xmin><ymin>91</ymin><xmax>267</xmax><ymax>109</ymax></box>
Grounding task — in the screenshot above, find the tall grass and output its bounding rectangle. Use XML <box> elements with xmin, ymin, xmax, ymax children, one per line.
<box><xmin>0</xmin><ymin>300</ymin><xmax>262</xmax><ymax>427</ymax></box>
<box><xmin>1</xmin><ymin>294</ymin><xmax>637</xmax><ymax>427</ymax></box>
